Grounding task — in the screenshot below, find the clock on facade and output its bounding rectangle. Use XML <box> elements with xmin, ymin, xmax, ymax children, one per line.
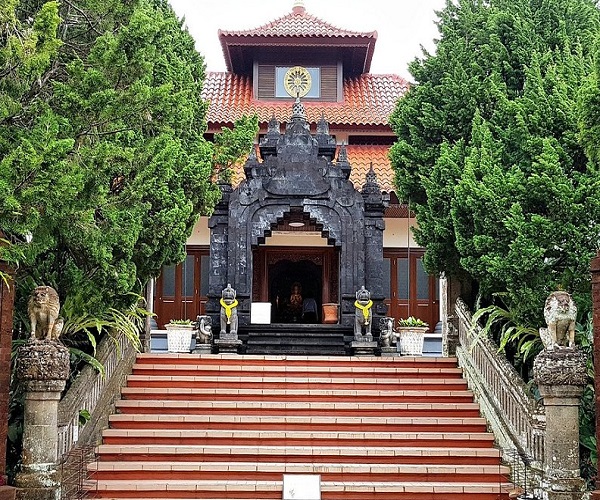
<box><xmin>283</xmin><ymin>66</ymin><xmax>312</xmax><ymax>98</ymax></box>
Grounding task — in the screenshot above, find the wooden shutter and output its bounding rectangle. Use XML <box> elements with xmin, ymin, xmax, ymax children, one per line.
<box><xmin>321</xmin><ymin>66</ymin><xmax>338</xmax><ymax>101</ymax></box>
<box><xmin>258</xmin><ymin>65</ymin><xmax>275</xmax><ymax>99</ymax></box>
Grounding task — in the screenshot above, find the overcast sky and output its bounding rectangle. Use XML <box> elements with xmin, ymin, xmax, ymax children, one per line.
<box><xmin>168</xmin><ymin>0</ymin><xmax>447</xmax><ymax>80</ymax></box>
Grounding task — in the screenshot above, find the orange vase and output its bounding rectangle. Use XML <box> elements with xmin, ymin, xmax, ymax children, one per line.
<box><xmin>322</xmin><ymin>303</ymin><xmax>338</xmax><ymax>324</ymax></box>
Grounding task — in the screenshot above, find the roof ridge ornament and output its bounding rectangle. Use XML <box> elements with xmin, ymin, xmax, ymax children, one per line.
<box><xmin>292</xmin><ymin>0</ymin><xmax>306</xmax><ymax>15</ymax></box>
<box><xmin>291</xmin><ymin>96</ymin><xmax>307</xmax><ymax>121</ymax></box>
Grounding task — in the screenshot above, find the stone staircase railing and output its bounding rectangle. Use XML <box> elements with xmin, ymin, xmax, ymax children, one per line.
<box><xmin>57</xmin><ymin>332</ymin><xmax>138</xmax><ymax>459</ymax></box>
<box><xmin>454</xmin><ymin>298</ymin><xmax>546</xmax><ymax>487</ymax></box>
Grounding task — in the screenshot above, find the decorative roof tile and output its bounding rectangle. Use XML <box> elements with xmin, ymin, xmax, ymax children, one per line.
<box><xmin>202</xmin><ymin>72</ymin><xmax>408</xmax><ymax>127</ymax></box>
<box><xmin>219</xmin><ymin>7</ymin><xmax>376</xmax><ymax>40</ymax></box>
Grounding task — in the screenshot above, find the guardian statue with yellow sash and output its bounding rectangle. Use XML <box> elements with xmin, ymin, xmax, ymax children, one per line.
<box><xmin>219</xmin><ymin>283</ymin><xmax>239</xmax><ymax>337</ymax></box>
<box><xmin>354</xmin><ymin>286</ymin><xmax>373</xmax><ymax>342</ymax></box>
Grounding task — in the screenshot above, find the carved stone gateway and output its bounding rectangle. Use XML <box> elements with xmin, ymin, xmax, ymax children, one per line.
<box><xmin>206</xmin><ymin>99</ymin><xmax>386</xmax><ymax>337</ymax></box>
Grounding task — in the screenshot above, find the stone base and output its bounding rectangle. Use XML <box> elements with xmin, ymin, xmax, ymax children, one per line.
<box><xmin>351</xmin><ymin>341</ymin><xmax>377</xmax><ymax>356</ymax></box>
<box><xmin>0</xmin><ymin>486</ymin><xmax>16</xmax><ymax>500</ymax></box>
<box><xmin>379</xmin><ymin>346</ymin><xmax>398</xmax><ymax>357</ymax></box>
<box><xmin>214</xmin><ymin>339</ymin><xmax>242</xmax><ymax>354</ymax></box>
<box><xmin>15</xmin><ymin>487</ymin><xmax>58</xmax><ymax>500</ymax></box>
<box><xmin>15</xmin><ymin>467</ymin><xmax>59</xmax><ymax>500</ymax></box>
<box><xmin>192</xmin><ymin>344</ymin><xmax>213</xmax><ymax>355</ymax></box>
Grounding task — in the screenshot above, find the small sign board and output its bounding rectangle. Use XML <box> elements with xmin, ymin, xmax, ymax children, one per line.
<box><xmin>251</xmin><ymin>302</ymin><xmax>271</xmax><ymax>324</ymax></box>
<box><xmin>282</xmin><ymin>474</ymin><xmax>321</xmax><ymax>500</ymax></box>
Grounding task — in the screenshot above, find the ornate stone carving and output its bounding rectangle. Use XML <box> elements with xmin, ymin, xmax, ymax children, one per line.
<box><xmin>195</xmin><ymin>315</ymin><xmax>213</xmax><ymax>345</ymax></box>
<box><xmin>379</xmin><ymin>316</ymin><xmax>394</xmax><ymax>348</ymax></box>
<box><xmin>533</xmin><ymin>348</ymin><xmax>587</xmax><ymax>387</ymax></box>
<box><xmin>540</xmin><ymin>290</ymin><xmax>577</xmax><ymax>350</ymax></box>
<box><xmin>354</xmin><ymin>286</ymin><xmax>373</xmax><ymax>342</ymax></box>
<box><xmin>220</xmin><ymin>284</ymin><xmax>239</xmax><ymax>336</ymax></box>
<box><xmin>28</xmin><ymin>286</ymin><xmax>62</xmax><ymax>341</ymax></box>
<box><xmin>16</xmin><ymin>340</ymin><xmax>70</xmax><ymax>384</ymax></box>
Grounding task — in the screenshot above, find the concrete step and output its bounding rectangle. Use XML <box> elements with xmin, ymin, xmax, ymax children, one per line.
<box><xmin>100</xmin><ymin>428</ymin><xmax>496</xmax><ymax>448</ymax></box>
<box><xmin>107</xmin><ymin>414</ymin><xmax>489</xmax><ymax>433</ymax></box>
<box><xmin>114</xmin><ymin>399</ymin><xmax>483</xmax><ymax>417</ymax></box>
<box><xmin>94</xmin><ymin>444</ymin><xmax>503</xmax><ymax>465</ymax></box>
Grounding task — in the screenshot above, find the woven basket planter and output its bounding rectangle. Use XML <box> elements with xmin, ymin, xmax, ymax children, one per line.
<box><xmin>165</xmin><ymin>324</ymin><xmax>195</xmax><ymax>353</ymax></box>
<box><xmin>397</xmin><ymin>326</ymin><xmax>428</xmax><ymax>356</ymax></box>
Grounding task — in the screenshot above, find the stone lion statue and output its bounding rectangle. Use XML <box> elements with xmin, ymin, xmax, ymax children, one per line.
<box><xmin>220</xmin><ymin>283</ymin><xmax>239</xmax><ymax>336</ymax></box>
<box><xmin>541</xmin><ymin>290</ymin><xmax>577</xmax><ymax>350</ymax></box>
<box><xmin>379</xmin><ymin>316</ymin><xmax>395</xmax><ymax>348</ymax></box>
<box><xmin>28</xmin><ymin>286</ymin><xmax>63</xmax><ymax>341</ymax></box>
<box><xmin>195</xmin><ymin>315</ymin><xmax>213</xmax><ymax>345</ymax></box>
<box><xmin>354</xmin><ymin>286</ymin><xmax>373</xmax><ymax>342</ymax></box>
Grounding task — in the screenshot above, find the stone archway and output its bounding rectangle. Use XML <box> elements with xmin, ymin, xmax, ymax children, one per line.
<box><xmin>207</xmin><ymin>99</ymin><xmax>386</xmax><ymax>328</ymax></box>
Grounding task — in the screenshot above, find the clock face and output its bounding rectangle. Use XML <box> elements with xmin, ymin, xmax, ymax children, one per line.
<box><xmin>283</xmin><ymin>66</ymin><xmax>312</xmax><ymax>98</ymax></box>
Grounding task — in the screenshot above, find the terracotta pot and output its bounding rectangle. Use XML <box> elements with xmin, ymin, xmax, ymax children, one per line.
<box><xmin>322</xmin><ymin>303</ymin><xmax>338</xmax><ymax>324</ymax></box>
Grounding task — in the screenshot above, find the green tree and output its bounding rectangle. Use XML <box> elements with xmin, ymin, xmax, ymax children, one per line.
<box><xmin>390</xmin><ymin>0</ymin><xmax>600</xmax><ymax>326</ymax></box>
<box><xmin>0</xmin><ymin>0</ymin><xmax>257</xmax><ymax>319</ymax></box>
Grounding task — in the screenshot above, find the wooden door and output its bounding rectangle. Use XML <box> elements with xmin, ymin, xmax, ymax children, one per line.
<box><xmin>154</xmin><ymin>247</ymin><xmax>209</xmax><ymax>328</ymax></box>
<box><xmin>383</xmin><ymin>249</ymin><xmax>439</xmax><ymax>331</ymax></box>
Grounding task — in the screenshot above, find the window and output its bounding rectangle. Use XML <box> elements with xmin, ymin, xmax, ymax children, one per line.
<box><xmin>275</xmin><ymin>67</ymin><xmax>321</xmax><ymax>98</ymax></box>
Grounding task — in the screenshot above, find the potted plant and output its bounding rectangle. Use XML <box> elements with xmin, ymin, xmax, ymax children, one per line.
<box><xmin>165</xmin><ymin>319</ymin><xmax>196</xmax><ymax>353</ymax></box>
<box><xmin>396</xmin><ymin>316</ymin><xmax>429</xmax><ymax>356</ymax></box>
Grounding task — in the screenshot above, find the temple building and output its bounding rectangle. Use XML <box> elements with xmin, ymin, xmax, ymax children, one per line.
<box><xmin>153</xmin><ymin>1</ymin><xmax>440</xmax><ymax>334</ymax></box>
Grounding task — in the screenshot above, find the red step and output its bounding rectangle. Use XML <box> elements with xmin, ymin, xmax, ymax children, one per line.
<box><xmin>87</xmin><ymin>354</ymin><xmax>511</xmax><ymax>499</ymax></box>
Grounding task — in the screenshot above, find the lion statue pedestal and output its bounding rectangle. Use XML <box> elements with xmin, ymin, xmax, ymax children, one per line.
<box><xmin>214</xmin><ymin>284</ymin><xmax>242</xmax><ymax>354</ymax></box>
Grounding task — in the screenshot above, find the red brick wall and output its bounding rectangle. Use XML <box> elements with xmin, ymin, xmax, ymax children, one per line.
<box><xmin>0</xmin><ymin>263</ymin><xmax>14</xmax><ymax>481</ymax></box>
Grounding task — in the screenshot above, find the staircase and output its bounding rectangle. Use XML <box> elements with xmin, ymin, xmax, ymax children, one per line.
<box><xmin>87</xmin><ymin>354</ymin><xmax>511</xmax><ymax>499</ymax></box>
<box><xmin>243</xmin><ymin>324</ymin><xmax>349</xmax><ymax>355</ymax></box>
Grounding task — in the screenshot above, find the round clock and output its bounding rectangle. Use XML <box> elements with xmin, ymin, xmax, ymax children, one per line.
<box><xmin>283</xmin><ymin>66</ymin><xmax>312</xmax><ymax>98</ymax></box>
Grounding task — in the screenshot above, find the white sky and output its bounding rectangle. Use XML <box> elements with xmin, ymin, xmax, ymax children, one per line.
<box><xmin>168</xmin><ymin>0</ymin><xmax>446</xmax><ymax>80</ymax></box>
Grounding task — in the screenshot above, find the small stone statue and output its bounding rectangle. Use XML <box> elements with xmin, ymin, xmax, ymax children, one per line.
<box><xmin>540</xmin><ymin>290</ymin><xmax>577</xmax><ymax>350</ymax></box>
<box><xmin>195</xmin><ymin>315</ymin><xmax>213</xmax><ymax>345</ymax></box>
<box><xmin>379</xmin><ymin>317</ymin><xmax>395</xmax><ymax>348</ymax></box>
<box><xmin>354</xmin><ymin>286</ymin><xmax>373</xmax><ymax>342</ymax></box>
<box><xmin>28</xmin><ymin>286</ymin><xmax>63</xmax><ymax>341</ymax></box>
<box><xmin>219</xmin><ymin>283</ymin><xmax>239</xmax><ymax>336</ymax></box>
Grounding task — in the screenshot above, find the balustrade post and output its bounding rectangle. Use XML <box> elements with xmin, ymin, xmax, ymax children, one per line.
<box><xmin>534</xmin><ymin>348</ymin><xmax>587</xmax><ymax>499</ymax></box>
<box><xmin>14</xmin><ymin>341</ymin><xmax>69</xmax><ymax>500</ymax></box>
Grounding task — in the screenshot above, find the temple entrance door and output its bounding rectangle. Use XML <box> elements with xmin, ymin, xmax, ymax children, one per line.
<box><xmin>253</xmin><ymin>247</ymin><xmax>339</xmax><ymax>324</ymax></box>
<box><xmin>383</xmin><ymin>249</ymin><xmax>439</xmax><ymax>330</ymax></box>
<box><xmin>154</xmin><ymin>247</ymin><xmax>209</xmax><ymax>328</ymax></box>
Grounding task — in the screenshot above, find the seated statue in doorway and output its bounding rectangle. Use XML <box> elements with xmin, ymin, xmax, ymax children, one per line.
<box><xmin>288</xmin><ymin>282</ymin><xmax>303</xmax><ymax>321</ymax></box>
<box><xmin>354</xmin><ymin>286</ymin><xmax>373</xmax><ymax>342</ymax></box>
<box><xmin>219</xmin><ymin>284</ymin><xmax>239</xmax><ymax>337</ymax></box>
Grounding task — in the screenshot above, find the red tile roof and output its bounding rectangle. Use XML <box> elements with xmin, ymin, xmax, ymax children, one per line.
<box><xmin>346</xmin><ymin>145</ymin><xmax>394</xmax><ymax>193</ymax></box>
<box><xmin>202</xmin><ymin>72</ymin><xmax>408</xmax><ymax>127</ymax></box>
<box><xmin>230</xmin><ymin>144</ymin><xmax>395</xmax><ymax>194</ymax></box>
<box><xmin>219</xmin><ymin>7</ymin><xmax>377</xmax><ymax>39</ymax></box>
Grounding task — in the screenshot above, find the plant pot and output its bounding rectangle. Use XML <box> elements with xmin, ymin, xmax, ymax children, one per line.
<box><xmin>397</xmin><ymin>326</ymin><xmax>428</xmax><ymax>356</ymax></box>
<box><xmin>322</xmin><ymin>303</ymin><xmax>338</xmax><ymax>324</ymax></box>
<box><xmin>165</xmin><ymin>324</ymin><xmax>195</xmax><ymax>353</ymax></box>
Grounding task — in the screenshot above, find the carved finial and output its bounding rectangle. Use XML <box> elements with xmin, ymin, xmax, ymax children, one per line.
<box><xmin>291</xmin><ymin>96</ymin><xmax>307</xmax><ymax>121</ymax></box>
<box><xmin>366</xmin><ymin>163</ymin><xmax>377</xmax><ymax>185</ymax></box>
<box><xmin>267</xmin><ymin>114</ymin><xmax>280</xmax><ymax>135</ymax></box>
<box><xmin>337</xmin><ymin>142</ymin><xmax>348</xmax><ymax>163</ymax></box>
<box><xmin>292</xmin><ymin>0</ymin><xmax>306</xmax><ymax>15</ymax></box>
<box><xmin>317</xmin><ymin>113</ymin><xmax>329</xmax><ymax>135</ymax></box>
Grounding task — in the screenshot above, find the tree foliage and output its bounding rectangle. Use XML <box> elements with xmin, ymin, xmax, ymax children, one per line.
<box><xmin>389</xmin><ymin>0</ymin><xmax>600</xmax><ymax>325</ymax></box>
<box><xmin>0</xmin><ymin>0</ymin><xmax>257</xmax><ymax>318</ymax></box>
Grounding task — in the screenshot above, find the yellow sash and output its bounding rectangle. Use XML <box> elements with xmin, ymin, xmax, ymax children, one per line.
<box><xmin>219</xmin><ymin>298</ymin><xmax>238</xmax><ymax>324</ymax></box>
<box><xmin>354</xmin><ymin>299</ymin><xmax>373</xmax><ymax>323</ymax></box>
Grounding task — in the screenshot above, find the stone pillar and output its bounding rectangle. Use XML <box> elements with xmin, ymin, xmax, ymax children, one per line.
<box><xmin>533</xmin><ymin>348</ymin><xmax>587</xmax><ymax>500</ymax></box>
<box><xmin>14</xmin><ymin>341</ymin><xmax>69</xmax><ymax>500</ymax></box>
<box><xmin>0</xmin><ymin>262</ymin><xmax>16</xmax><ymax>500</ymax></box>
<box><xmin>591</xmin><ymin>252</ymin><xmax>600</xmax><ymax>500</ymax></box>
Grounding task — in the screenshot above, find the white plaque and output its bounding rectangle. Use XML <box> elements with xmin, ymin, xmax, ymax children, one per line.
<box><xmin>283</xmin><ymin>474</ymin><xmax>321</xmax><ymax>500</ymax></box>
<box><xmin>251</xmin><ymin>302</ymin><xmax>271</xmax><ymax>324</ymax></box>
